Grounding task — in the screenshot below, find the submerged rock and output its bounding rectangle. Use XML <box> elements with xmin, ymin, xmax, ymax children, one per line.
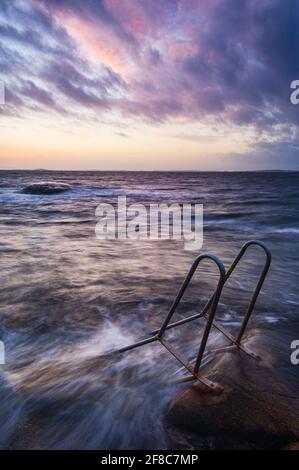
<box><xmin>283</xmin><ymin>442</ymin><xmax>299</xmax><ymax>450</ymax></box>
<box><xmin>166</xmin><ymin>323</ymin><xmax>299</xmax><ymax>449</ymax></box>
<box><xmin>22</xmin><ymin>182</ymin><xmax>72</xmax><ymax>195</ymax></box>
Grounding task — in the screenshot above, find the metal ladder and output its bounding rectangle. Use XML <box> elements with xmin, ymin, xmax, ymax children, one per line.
<box><xmin>103</xmin><ymin>240</ymin><xmax>271</xmax><ymax>393</ymax></box>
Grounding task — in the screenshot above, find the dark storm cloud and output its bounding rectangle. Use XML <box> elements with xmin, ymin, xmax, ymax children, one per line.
<box><xmin>0</xmin><ymin>0</ymin><xmax>298</xmax><ymax>136</ymax></box>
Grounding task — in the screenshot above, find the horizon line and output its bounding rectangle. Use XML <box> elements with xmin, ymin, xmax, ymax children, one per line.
<box><xmin>0</xmin><ymin>168</ymin><xmax>298</xmax><ymax>173</ymax></box>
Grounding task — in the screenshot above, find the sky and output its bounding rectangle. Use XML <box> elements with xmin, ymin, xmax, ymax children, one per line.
<box><xmin>0</xmin><ymin>0</ymin><xmax>299</xmax><ymax>171</ymax></box>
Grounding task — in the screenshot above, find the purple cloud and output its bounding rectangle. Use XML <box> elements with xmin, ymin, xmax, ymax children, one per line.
<box><xmin>0</xmin><ymin>0</ymin><xmax>298</xmax><ymax>138</ymax></box>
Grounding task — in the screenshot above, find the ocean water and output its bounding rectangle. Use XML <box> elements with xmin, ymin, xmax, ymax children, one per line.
<box><xmin>0</xmin><ymin>170</ymin><xmax>298</xmax><ymax>449</ymax></box>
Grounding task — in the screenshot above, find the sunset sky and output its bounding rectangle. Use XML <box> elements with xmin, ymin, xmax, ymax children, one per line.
<box><xmin>0</xmin><ymin>0</ymin><xmax>298</xmax><ymax>170</ymax></box>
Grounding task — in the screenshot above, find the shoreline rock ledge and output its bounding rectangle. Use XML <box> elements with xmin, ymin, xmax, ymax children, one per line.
<box><xmin>166</xmin><ymin>323</ymin><xmax>299</xmax><ymax>450</ymax></box>
<box><xmin>22</xmin><ymin>181</ymin><xmax>72</xmax><ymax>195</ymax></box>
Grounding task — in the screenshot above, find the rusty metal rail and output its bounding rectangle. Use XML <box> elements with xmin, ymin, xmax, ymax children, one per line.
<box><xmin>100</xmin><ymin>240</ymin><xmax>271</xmax><ymax>393</ymax></box>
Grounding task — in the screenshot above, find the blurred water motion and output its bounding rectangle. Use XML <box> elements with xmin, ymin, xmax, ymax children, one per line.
<box><xmin>0</xmin><ymin>170</ymin><xmax>298</xmax><ymax>448</ymax></box>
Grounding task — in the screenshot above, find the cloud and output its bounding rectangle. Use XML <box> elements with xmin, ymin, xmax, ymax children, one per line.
<box><xmin>223</xmin><ymin>139</ymin><xmax>299</xmax><ymax>170</ymax></box>
<box><xmin>19</xmin><ymin>80</ymin><xmax>59</xmax><ymax>109</ymax></box>
<box><xmin>0</xmin><ymin>0</ymin><xmax>298</xmax><ymax>145</ymax></box>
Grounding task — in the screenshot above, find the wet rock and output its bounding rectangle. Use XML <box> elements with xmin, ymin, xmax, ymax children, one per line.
<box><xmin>22</xmin><ymin>182</ymin><xmax>72</xmax><ymax>195</ymax></box>
<box><xmin>283</xmin><ymin>442</ymin><xmax>299</xmax><ymax>450</ymax></box>
<box><xmin>166</xmin><ymin>322</ymin><xmax>299</xmax><ymax>449</ymax></box>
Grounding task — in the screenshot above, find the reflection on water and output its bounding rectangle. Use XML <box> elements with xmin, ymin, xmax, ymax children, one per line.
<box><xmin>0</xmin><ymin>170</ymin><xmax>298</xmax><ymax>448</ymax></box>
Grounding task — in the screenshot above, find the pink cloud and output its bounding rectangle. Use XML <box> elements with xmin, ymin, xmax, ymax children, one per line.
<box><xmin>58</xmin><ymin>13</ymin><xmax>129</xmax><ymax>76</ymax></box>
<box><xmin>103</xmin><ymin>0</ymin><xmax>147</xmax><ymax>40</ymax></box>
<box><xmin>169</xmin><ymin>41</ymin><xmax>200</xmax><ymax>60</ymax></box>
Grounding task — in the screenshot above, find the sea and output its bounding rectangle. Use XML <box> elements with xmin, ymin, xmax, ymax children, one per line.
<box><xmin>0</xmin><ymin>170</ymin><xmax>298</xmax><ymax>449</ymax></box>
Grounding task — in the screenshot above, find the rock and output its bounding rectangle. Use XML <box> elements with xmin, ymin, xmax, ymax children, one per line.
<box><xmin>282</xmin><ymin>442</ymin><xmax>299</xmax><ymax>450</ymax></box>
<box><xmin>166</xmin><ymin>321</ymin><xmax>299</xmax><ymax>449</ymax></box>
<box><xmin>22</xmin><ymin>182</ymin><xmax>72</xmax><ymax>195</ymax></box>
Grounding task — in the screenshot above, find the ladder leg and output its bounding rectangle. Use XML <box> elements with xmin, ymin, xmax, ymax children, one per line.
<box><xmin>194</xmin><ymin>276</ymin><xmax>225</xmax><ymax>373</ymax></box>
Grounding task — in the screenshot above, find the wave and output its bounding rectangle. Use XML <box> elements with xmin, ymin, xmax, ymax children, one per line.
<box><xmin>274</xmin><ymin>228</ymin><xmax>299</xmax><ymax>234</ymax></box>
<box><xmin>205</xmin><ymin>219</ymin><xmax>299</xmax><ymax>235</ymax></box>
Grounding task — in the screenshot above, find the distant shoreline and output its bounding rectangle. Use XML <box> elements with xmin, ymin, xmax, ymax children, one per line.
<box><xmin>0</xmin><ymin>169</ymin><xmax>298</xmax><ymax>173</ymax></box>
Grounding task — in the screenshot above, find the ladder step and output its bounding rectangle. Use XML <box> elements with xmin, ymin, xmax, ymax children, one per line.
<box><xmin>159</xmin><ymin>338</ymin><xmax>223</xmax><ymax>393</ymax></box>
<box><xmin>206</xmin><ymin>315</ymin><xmax>261</xmax><ymax>361</ymax></box>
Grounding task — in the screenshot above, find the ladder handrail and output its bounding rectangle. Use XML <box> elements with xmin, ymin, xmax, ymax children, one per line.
<box><xmin>157</xmin><ymin>253</ymin><xmax>226</xmax><ymax>337</ymax></box>
<box><xmin>151</xmin><ymin>240</ymin><xmax>271</xmax><ymax>340</ymax></box>
<box><xmin>230</xmin><ymin>240</ymin><xmax>271</xmax><ymax>343</ymax></box>
<box><xmin>109</xmin><ymin>254</ymin><xmax>226</xmax><ymax>358</ymax></box>
<box><xmin>157</xmin><ymin>254</ymin><xmax>226</xmax><ymax>373</ymax></box>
